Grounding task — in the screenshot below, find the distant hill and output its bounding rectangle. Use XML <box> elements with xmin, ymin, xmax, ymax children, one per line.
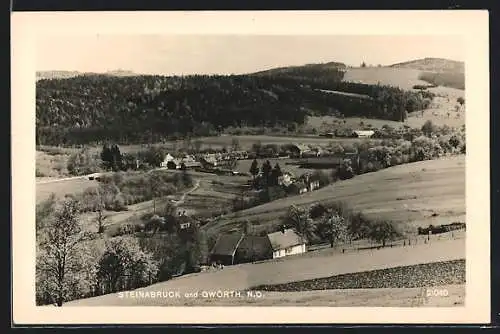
<box><xmin>36</xmin><ymin>71</ymin><xmax>83</xmax><ymax>80</ymax></box>
<box><xmin>389</xmin><ymin>58</ymin><xmax>464</xmax><ymax>73</ymax></box>
<box><xmin>36</xmin><ymin>69</ymin><xmax>139</xmax><ymax>81</ymax></box>
<box><xmin>252</xmin><ymin>61</ymin><xmax>347</xmax><ymax>79</ymax></box>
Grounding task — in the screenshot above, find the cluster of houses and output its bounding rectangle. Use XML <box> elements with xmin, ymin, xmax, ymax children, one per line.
<box><xmin>160</xmin><ymin>152</ymin><xmax>244</xmax><ymax>171</ymax></box>
<box><xmin>322</xmin><ymin>129</ymin><xmax>375</xmax><ymax>139</ymax></box>
<box><xmin>209</xmin><ymin>228</ymin><xmax>307</xmax><ymax>266</ymax></box>
<box><xmin>277</xmin><ymin>171</ymin><xmax>321</xmax><ymax>195</ymax></box>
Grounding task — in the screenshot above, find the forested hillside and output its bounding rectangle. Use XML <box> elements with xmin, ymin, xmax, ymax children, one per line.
<box><xmin>36</xmin><ymin>68</ymin><xmax>434</xmax><ymax>145</ymax></box>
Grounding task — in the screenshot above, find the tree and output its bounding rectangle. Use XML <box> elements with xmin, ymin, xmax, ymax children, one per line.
<box><xmin>121</xmin><ymin>153</ymin><xmax>138</xmax><ymax>171</ymax></box>
<box><xmin>421</xmin><ymin>120</ymin><xmax>437</xmax><ymax>137</ymax></box>
<box><xmin>159</xmin><ymin>202</ymin><xmax>179</xmax><ymax>233</ymax></box>
<box><xmin>36</xmin><ymin>193</ymin><xmax>57</xmax><ymax>241</ymax></box>
<box><xmin>316</xmin><ymin>213</ymin><xmax>349</xmax><ymax>248</ymax></box>
<box><xmin>457</xmin><ymin>97</ymin><xmax>465</xmax><ymax>106</ymax></box>
<box><xmin>146</xmin><ymin>214</ymin><xmax>166</xmax><ymax>236</ymax></box>
<box><xmin>249</xmin><ymin>159</ymin><xmax>259</xmax><ymax>184</ymax></box>
<box><xmin>251</xmin><ymin>141</ymin><xmax>262</xmax><ymax>155</ymax></box>
<box><xmin>231</xmin><ymin>137</ymin><xmax>241</xmax><ymax>152</ymax></box>
<box><xmin>36</xmin><ymin>198</ymin><xmax>90</xmax><ymax>306</ymax></box>
<box><xmin>261</xmin><ymin>160</ymin><xmax>272</xmax><ymax>186</ymax></box>
<box><xmin>241</xmin><ymin>220</ymin><xmax>252</xmax><ymax>235</ymax></box>
<box><xmin>270</xmin><ymin>163</ymin><xmax>283</xmax><ymax>186</ymax></box>
<box><xmin>110</xmin><ymin>144</ymin><xmax>123</xmax><ymax>171</ymax></box>
<box><xmin>367</xmin><ymin>220</ymin><xmax>402</xmax><ymax>247</ymax></box>
<box><xmin>193</xmin><ymin>139</ymin><xmax>203</xmax><ymax>153</ymax></box>
<box><xmin>361</xmin><ymin>61</ymin><xmax>367</xmax><ymax>68</ymax></box>
<box><xmin>100</xmin><ymin>144</ymin><xmax>114</xmax><ymax>171</ymax></box>
<box><xmin>149</xmin><ymin>176</ymin><xmax>160</xmax><ymax>214</ymax></box>
<box><xmin>97</xmin><ymin>236</ymin><xmax>158</xmax><ymax>293</ymax></box>
<box><xmin>284</xmin><ymin>205</ymin><xmax>315</xmax><ymax>244</ymax></box>
<box><xmin>227</xmin><ymin>158</ymin><xmax>238</xmax><ymax>171</ymax></box>
<box><xmin>67</xmin><ymin>148</ymin><xmax>100</xmax><ymax>176</ymax></box>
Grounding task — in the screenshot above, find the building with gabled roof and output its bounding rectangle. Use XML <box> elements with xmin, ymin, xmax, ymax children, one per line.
<box><xmin>267</xmin><ymin>228</ymin><xmax>306</xmax><ymax>259</ymax></box>
<box><xmin>209</xmin><ymin>233</ymin><xmax>245</xmax><ymax>265</ymax></box>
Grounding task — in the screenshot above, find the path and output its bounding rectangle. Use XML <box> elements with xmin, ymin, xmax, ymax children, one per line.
<box><xmin>102</xmin><ymin>179</ymin><xmax>201</xmax><ymax>227</ymax></box>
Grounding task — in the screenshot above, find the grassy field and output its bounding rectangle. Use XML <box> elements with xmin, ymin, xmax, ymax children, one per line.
<box><xmin>203</xmin><ymin>155</ymin><xmax>465</xmax><ymax>235</ymax></box>
<box><xmin>36</xmin><ymin>177</ymin><xmax>98</xmax><ymax>204</ymax></box>
<box><xmin>64</xmin><ymin>236</ymin><xmax>465</xmax><ymax>306</ymax></box>
<box><xmin>343</xmin><ymin>67</ymin><xmax>429</xmax><ymax>90</ymax></box>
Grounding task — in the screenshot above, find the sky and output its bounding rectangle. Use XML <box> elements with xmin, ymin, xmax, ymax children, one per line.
<box><xmin>36</xmin><ymin>35</ymin><xmax>464</xmax><ymax>75</ymax></box>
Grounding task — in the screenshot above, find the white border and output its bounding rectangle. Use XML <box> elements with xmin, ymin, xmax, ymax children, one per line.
<box><xmin>11</xmin><ymin>10</ymin><xmax>490</xmax><ymax>324</ymax></box>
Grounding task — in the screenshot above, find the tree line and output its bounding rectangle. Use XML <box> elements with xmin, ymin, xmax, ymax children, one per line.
<box><xmin>36</xmin><ymin>73</ymin><xmax>433</xmax><ymax>145</ymax></box>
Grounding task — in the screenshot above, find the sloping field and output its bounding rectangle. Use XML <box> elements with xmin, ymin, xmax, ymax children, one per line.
<box><xmin>343</xmin><ymin>67</ymin><xmax>429</xmax><ymax>90</ymax></box>
<box><xmin>65</xmin><ymin>237</ymin><xmax>464</xmax><ymax>306</ymax></box>
<box><xmin>36</xmin><ymin>178</ymin><xmax>97</xmax><ymax>204</ymax></box>
<box><xmin>204</xmin><ymin>156</ymin><xmax>465</xmax><ymax>235</ymax></box>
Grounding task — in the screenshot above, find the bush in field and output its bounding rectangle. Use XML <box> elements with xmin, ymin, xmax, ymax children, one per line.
<box><xmin>67</xmin><ymin>148</ymin><xmax>100</xmax><ymax>176</ymax></box>
<box><xmin>411</xmin><ymin>135</ymin><xmax>444</xmax><ymax>161</ymax></box>
<box><xmin>421</xmin><ymin>120</ymin><xmax>438</xmax><ymax>137</ymax></box>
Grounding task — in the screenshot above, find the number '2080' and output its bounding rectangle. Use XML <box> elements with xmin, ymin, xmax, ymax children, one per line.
<box><xmin>426</xmin><ymin>288</ymin><xmax>449</xmax><ymax>297</ymax></box>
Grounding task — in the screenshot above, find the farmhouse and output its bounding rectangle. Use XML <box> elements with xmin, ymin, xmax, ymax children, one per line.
<box><xmin>160</xmin><ymin>153</ymin><xmax>176</xmax><ymax>167</ymax></box>
<box><xmin>267</xmin><ymin>229</ymin><xmax>307</xmax><ymax>259</ymax></box>
<box><xmin>352</xmin><ymin>130</ymin><xmax>375</xmax><ymax>138</ymax></box>
<box><xmin>200</xmin><ymin>154</ymin><xmax>219</xmax><ymax>169</ymax></box>
<box><xmin>209</xmin><ymin>229</ymin><xmax>307</xmax><ymax>265</ymax></box>
<box><xmin>287</xmin><ymin>180</ymin><xmax>308</xmax><ymax>195</ymax></box>
<box><xmin>300</xmin><ymin>173</ymin><xmax>321</xmax><ymax>192</ymax></box>
<box><xmin>288</xmin><ymin>143</ymin><xmax>312</xmax><ymax>158</ymax></box>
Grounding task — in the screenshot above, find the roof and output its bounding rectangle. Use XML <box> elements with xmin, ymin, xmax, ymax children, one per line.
<box><xmin>354</xmin><ymin>130</ymin><xmax>375</xmax><ymax>136</ymax></box>
<box><xmin>182</xmin><ymin>161</ymin><xmax>202</xmax><ymax>167</ymax></box>
<box><xmin>210</xmin><ymin>233</ymin><xmax>245</xmax><ymax>256</ymax></box>
<box><xmin>291</xmin><ymin>143</ymin><xmax>311</xmax><ymax>152</ymax></box>
<box><xmin>236</xmin><ymin>235</ymin><xmax>272</xmax><ymax>258</ymax></box>
<box><xmin>267</xmin><ymin>229</ymin><xmax>304</xmax><ymax>251</ymax></box>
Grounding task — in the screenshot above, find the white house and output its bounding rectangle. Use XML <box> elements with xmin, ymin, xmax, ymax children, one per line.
<box><xmin>353</xmin><ymin>130</ymin><xmax>375</xmax><ymax>138</ymax></box>
<box><xmin>160</xmin><ymin>153</ymin><xmax>176</xmax><ymax>167</ymax></box>
<box><xmin>278</xmin><ymin>172</ymin><xmax>294</xmax><ymax>187</ymax></box>
<box><xmin>267</xmin><ymin>229</ymin><xmax>307</xmax><ymax>259</ymax></box>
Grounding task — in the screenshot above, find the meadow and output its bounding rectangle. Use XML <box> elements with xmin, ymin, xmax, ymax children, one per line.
<box><xmin>343</xmin><ymin>67</ymin><xmax>429</xmax><ymax>90</ymax></box>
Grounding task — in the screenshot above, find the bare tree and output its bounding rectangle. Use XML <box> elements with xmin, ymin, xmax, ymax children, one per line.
<box><xmin>36</xmin><ymin>198</ymin><xmax>90</xmax><ymax>306</ymax></box>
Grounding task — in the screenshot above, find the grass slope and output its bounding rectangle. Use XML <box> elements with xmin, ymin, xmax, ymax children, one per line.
<box><xmin>204</xmin><ymin>156</ymin><xmax>465</xmax><ymax>235</ymax></box>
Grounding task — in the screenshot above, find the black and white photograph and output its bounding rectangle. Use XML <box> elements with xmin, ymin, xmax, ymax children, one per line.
<box><xmin>12</xmin><ymin>11</ymin><xmax>489</xmax><ymax>324</ymax></box>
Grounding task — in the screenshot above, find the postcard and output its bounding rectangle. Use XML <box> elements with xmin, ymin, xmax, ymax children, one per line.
<box><xmin>11</xmin><ymin>10</ymin><xmax>490</xmax><ymax>324</ymax></box>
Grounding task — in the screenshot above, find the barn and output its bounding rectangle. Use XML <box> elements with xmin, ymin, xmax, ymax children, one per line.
<box><xmin>234</xmin><ymin>235</ymin><xmax>273</xmax><ymax>264</ymax></box>
<box><xmin>209</xmin><ymin>233</ymin><xmax>245</xmax><ymax>266</ymax></box>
